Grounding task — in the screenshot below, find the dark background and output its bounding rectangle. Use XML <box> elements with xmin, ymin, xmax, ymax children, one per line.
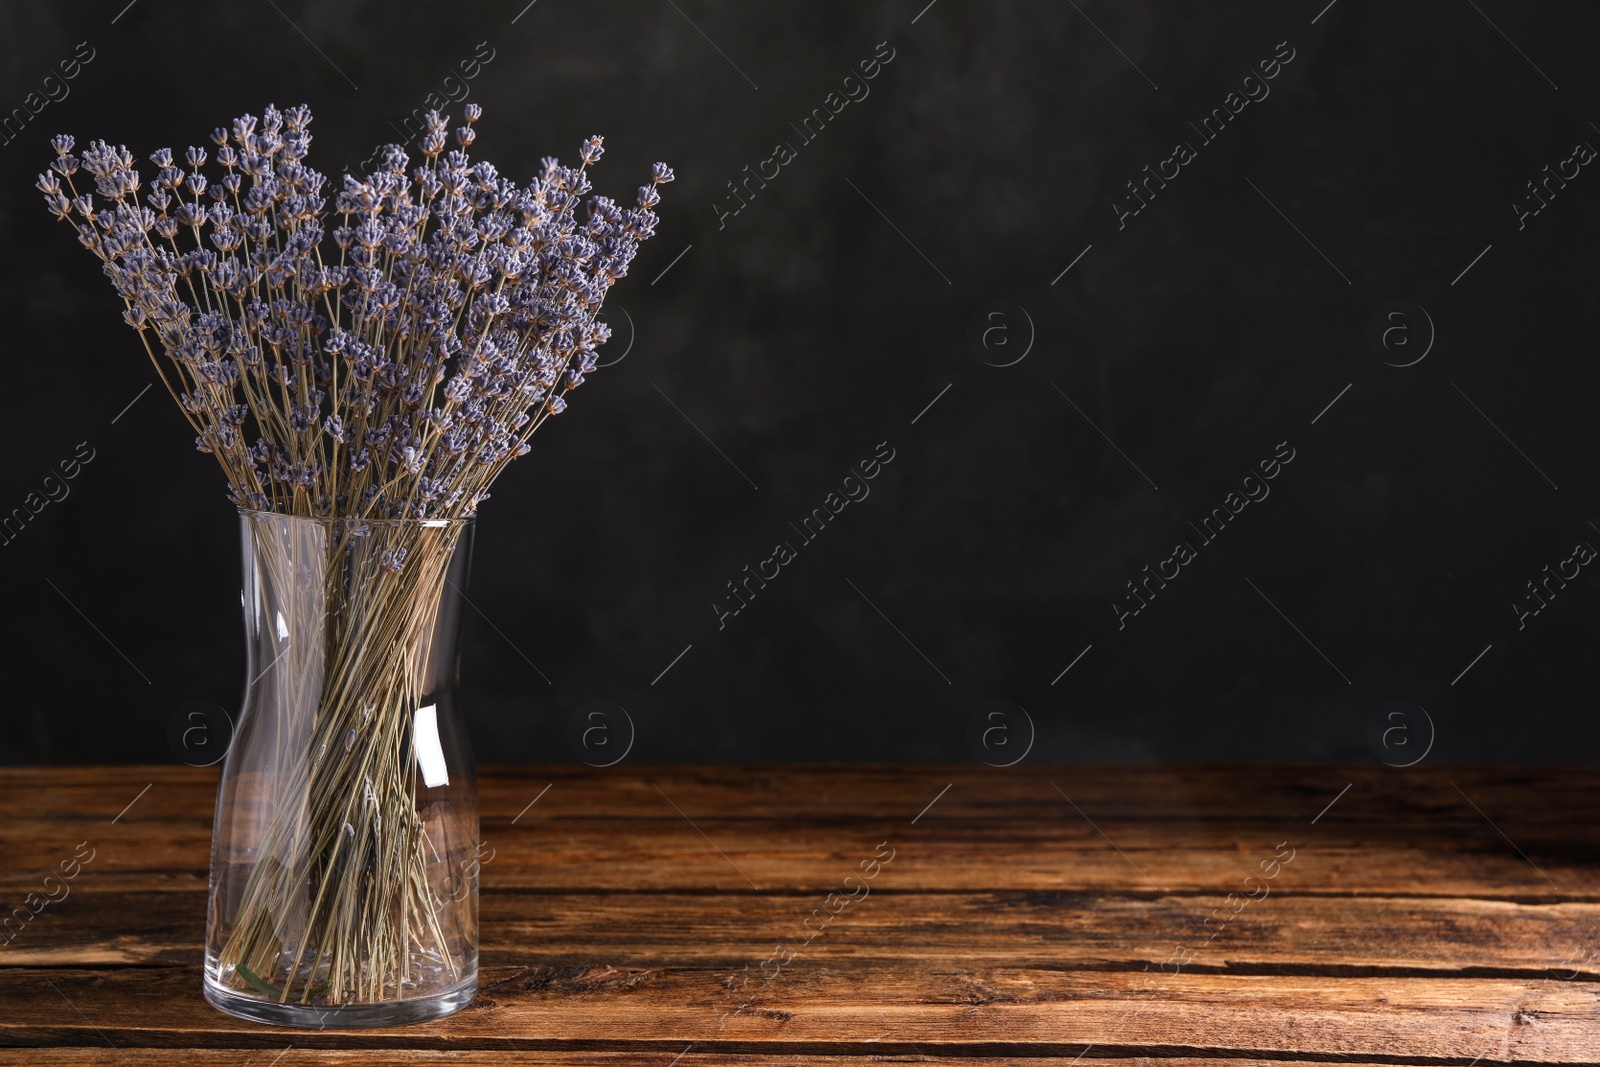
<box><xmin>2</xmin><ymin>0</ymin><xmax>1596</xmax><ymax>765</ymax></box>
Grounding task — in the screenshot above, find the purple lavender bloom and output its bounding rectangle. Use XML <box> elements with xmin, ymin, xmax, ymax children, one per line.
<box><xmin>41</xmin><ymin>103</ymin><xmax>669</xmax><ymax>520</ymax></box>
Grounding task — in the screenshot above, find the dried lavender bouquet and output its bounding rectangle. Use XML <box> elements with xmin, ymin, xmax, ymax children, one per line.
<box><xmin>39</xmin><ymin>103</ymin><xmax>670</xmax><ymax>1011</ymax></box>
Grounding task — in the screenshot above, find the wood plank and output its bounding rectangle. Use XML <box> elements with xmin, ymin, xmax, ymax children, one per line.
<box><xmin>0</xmin><ymin>966</ymin><xmax>1590</xmax><ymax>1062</ymax></box>
<box><xmin>3</xmin><ymin>765</ymin><xmax>1596</xmax><ymax>824</ymax></box>
<box><xmin>2</xmin><ymin>824</ymin><xmax>1589</xmax><ymax>898</ymax></box>
<box><xmin>7</xmin><ymin>888</ymin><xmax>1600</xmax><ymax>978</ymax></box>
<box><xmin>2</xmin><ymin>767</ymin><xmax>1593</xmax><ymax>899</ymax></box>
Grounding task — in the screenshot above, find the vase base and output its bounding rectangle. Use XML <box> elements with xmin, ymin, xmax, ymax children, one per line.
<box><xmin>203</xmin><ymin>972</ymin><xmax>477</xmax><ymax>1029</ymax></box>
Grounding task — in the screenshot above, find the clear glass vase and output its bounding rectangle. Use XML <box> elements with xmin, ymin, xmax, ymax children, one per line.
<box><xmin>204</xmin><ymin>510</ymin><xmax>479</xmax><ymax>1027</ymax></box>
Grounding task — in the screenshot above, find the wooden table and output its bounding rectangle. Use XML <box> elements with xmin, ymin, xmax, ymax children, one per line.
<box><xmin>0</xmin><ymin>766</ymin><xmax>1595</xmax><ymax>1065</ymax></box>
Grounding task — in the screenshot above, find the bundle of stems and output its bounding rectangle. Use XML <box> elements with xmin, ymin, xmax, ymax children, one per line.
<box><xmin>222</xmin><ymin>515</ymin><xmax>468</xmax><ymax>1003</ymax></box>
<box><xmin>39</xmin><ymin>103</ymin><xmax>670</xmax><ymax>1004</ymax></box>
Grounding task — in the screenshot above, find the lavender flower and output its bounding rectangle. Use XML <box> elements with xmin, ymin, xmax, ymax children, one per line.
<box><xmin>41</xmin><ymin>104</ymin><xmax>671</xmax><ymax>545</ymax></box>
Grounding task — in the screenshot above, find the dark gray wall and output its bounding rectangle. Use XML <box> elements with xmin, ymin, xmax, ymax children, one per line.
<box><xmin>2</xmin><ymin>0</ymin><xmax>1597</xmax><ymax>765</ymax></box>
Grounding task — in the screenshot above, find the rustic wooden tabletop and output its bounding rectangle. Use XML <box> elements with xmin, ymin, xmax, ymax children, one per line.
<box><xmin>0</xmin><ymin>765</ymin><xmax>1594</xmax><ymax>1065</ymax></box>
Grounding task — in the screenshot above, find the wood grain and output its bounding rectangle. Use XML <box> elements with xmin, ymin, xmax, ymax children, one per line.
<box><xmin>1</xmin><ymin>765</ymin><xmax>1595</xmax><ymax>1064</ymax></box>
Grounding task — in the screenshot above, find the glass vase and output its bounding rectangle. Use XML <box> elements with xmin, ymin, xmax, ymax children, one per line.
<box><xmin>204</xmin><ymin>510</ymin><xmax>479</xmax><ymax>1027</ymax></box>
